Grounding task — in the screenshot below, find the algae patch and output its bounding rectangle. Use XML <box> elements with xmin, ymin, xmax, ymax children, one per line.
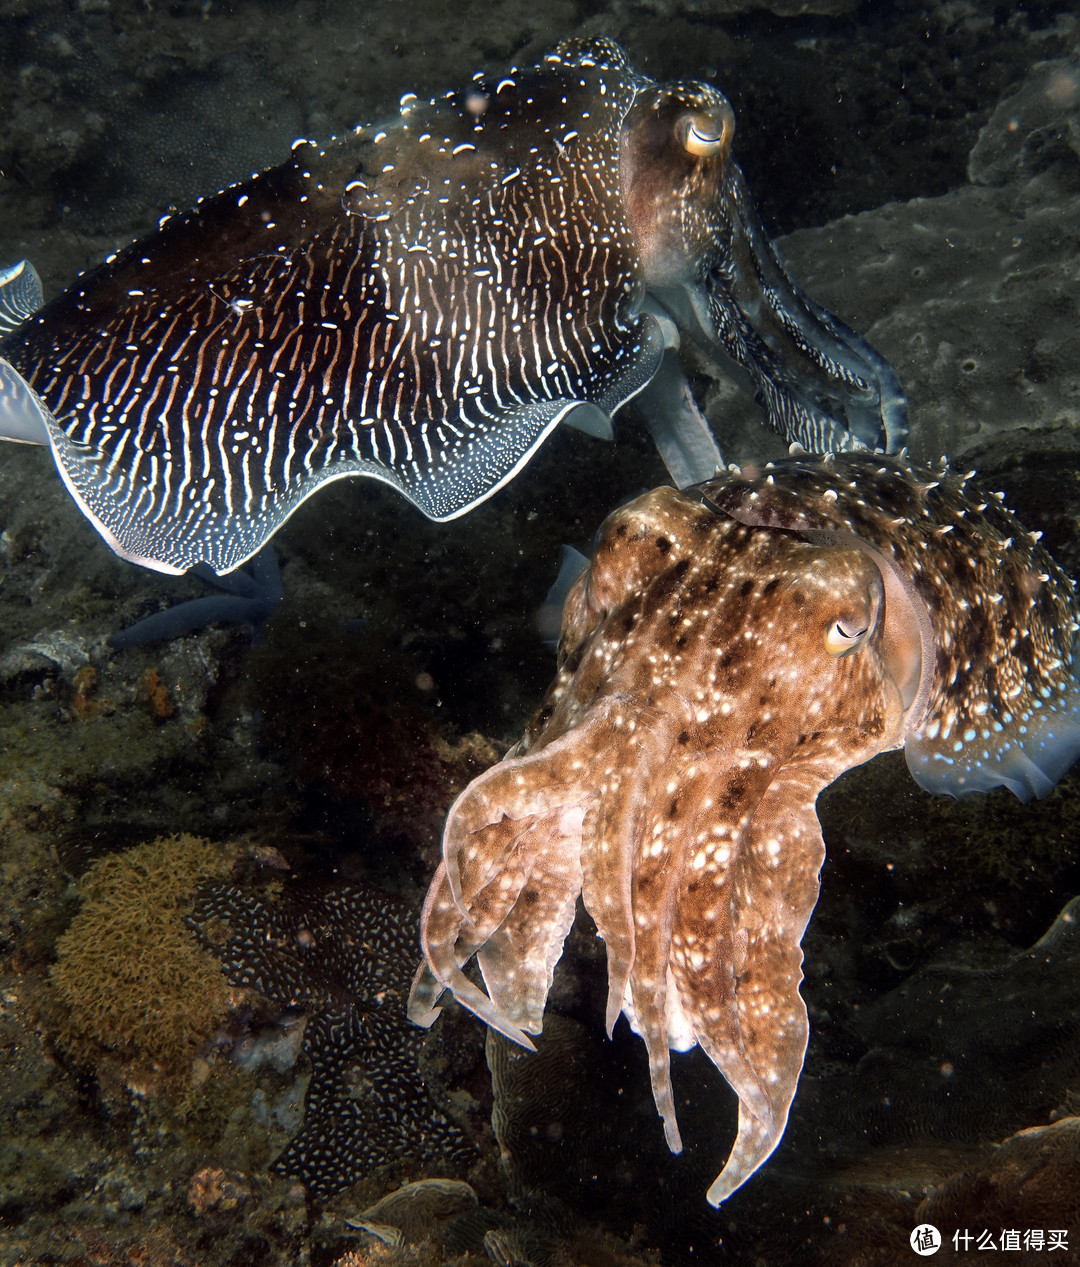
<box><xmin>49</xmin><ymin>834</ymin><xmax>239</xmax><ymax>1077</ymax></box>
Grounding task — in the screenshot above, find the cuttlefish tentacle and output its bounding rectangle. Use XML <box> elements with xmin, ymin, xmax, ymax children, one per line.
<box><xmin>440</xmin><ymin>732</ymin><xmax>589</xmax><ymax>921</ymax></box>
<box><xmin>473</xmin><ymin>806</ymin><xmax>586</xmax><ymax>1037</ymax></box>
<box><xmin>568</xmin><ymin>702</ymin><xmax>692</xmax><ymax>1044</ymax></box>
<box><xmin>705</xmin><ymin>167</ymin><xmax>908</xmax><ymax>453</ymax></box>
<box><xmin>581</xmin><ymin>728</ymin><xmax>650</xmax><ymax>1044</ymax></box>
<box><xmin>620</xmin><ymin>756</ymin><xmax>718</xmax><ymax>1153</ymax></box>
<box><xmin>647</xmin><ymin>755</ymin><xmax>785</xmax><ymax>1160</ymax></box>
<box><xmin>693</xmin><ymin>766</ymin><xmax>832</xmax><ymax>1205</ymax></box>
<box><xmin>416</xmin><ymin>718</ymin><xmax>617</xmax><ymax>1042</ymax></box>
<box><xmin>409</xmin><ymin>864</ymin><xmax>523</xmax><ymax>1042</ymax></box>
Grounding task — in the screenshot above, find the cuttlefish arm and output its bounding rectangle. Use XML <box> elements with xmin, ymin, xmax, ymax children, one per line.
<box><xmin>409</xmin><ymin>721</ymin><xmax>606</xmax><ymax>1048</ymax></box>
<box><xmin>409</xmin><ymin>730</ymin><xmax>849</xmax><ymax>1204</ymax></box>
<box><xmin>694</xmin><ymin>165</ymin><xmax>908</xmax><ymax>455</ymax></box>
<box><xmin>686</xmin><ymin>765</ymin><xmax>824</xmax><ymax>1205</ymax></box>
<box><xmin>621</xmin><ymin>84</ymin><xmax>907</xmax><ymax>481</ymax></box>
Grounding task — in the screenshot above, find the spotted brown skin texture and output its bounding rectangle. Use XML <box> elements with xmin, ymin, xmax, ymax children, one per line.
<box><xmin>411</xmin><ymin>479</ymin><xmax>904</xmax><ymax>1205</ymax></box>
<box><xmin>410</xmin><ymin>453</ymin><xmax>1080</xmax><ymax>1206</ymax></box>
<box><xmin>711</xmin><ymin>453</ymin><xmax>1080</xmax><ymax>800</ymax></box>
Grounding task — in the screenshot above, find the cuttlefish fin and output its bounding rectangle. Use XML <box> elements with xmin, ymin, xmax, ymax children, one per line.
<box><xmin>0</xmin><ymin>354</ymin><xmax>51</xmax><ymax>445</ymax></box>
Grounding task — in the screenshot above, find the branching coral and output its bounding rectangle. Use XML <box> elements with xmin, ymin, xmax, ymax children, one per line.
<box><xmin>49</xmin><ymin>834</ymin><xmax>239</xmax><ymax>1077</ymax></box>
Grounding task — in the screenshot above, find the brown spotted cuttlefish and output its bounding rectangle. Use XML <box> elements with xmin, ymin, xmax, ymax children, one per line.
<box><xmin>0</xmin><ymin>37</ymin><xmax>902</xmax><ymax>577</ymax></box>
<box><xmin>409</xmin><ymin>452</ymin><xmax>1080</xmax><ymax>1205</ymax></box>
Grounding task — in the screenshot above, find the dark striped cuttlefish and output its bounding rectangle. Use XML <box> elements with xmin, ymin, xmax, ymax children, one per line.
<box><xmin>0</xmin><ymin>37</ymin><xmax>903</xmax><ymax>577</ymax></box>
<box><xmin>409</xmin><ymin>452</ymin><xmax>1080</xmax><ymax>1206</ymax></box>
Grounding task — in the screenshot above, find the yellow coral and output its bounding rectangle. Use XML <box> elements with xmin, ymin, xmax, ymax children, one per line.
<box><xmin>50</xmin><ymin>834</ymin><xmax>237</xmax><ymax>1077</ymax></box>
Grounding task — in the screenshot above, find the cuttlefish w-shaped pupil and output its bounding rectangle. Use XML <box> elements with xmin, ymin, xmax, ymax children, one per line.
<box><xmin>827</xmin><ymin>618</ymin><xmax>870</xmax><ymax>652</ymax></box>
<box><xmin>680</xmin><ymin>110</ymin><xmax>734</xmax><ymax>158</ymax></box>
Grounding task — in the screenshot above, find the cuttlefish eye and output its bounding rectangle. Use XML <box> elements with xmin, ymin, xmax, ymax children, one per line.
<box><xmin>822</xmin><ymin>564</ymin><xmax>883</xmax><ymax>656</ymax></box>
<box><xmin>825</xmin><ymin>618</ymin><xmax>870</xmax><ymax>655</ymax></box>
<box><xmin>679</xmin><ymin>107</ymin><xmax>734</xmax><ymax>158</ymax></box>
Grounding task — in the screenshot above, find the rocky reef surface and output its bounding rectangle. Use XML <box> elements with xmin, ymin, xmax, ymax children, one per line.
<box><xmin>1</xmin><ymin>2</ymin><xmax>1079</xmax><ymax>1264</ymax></box>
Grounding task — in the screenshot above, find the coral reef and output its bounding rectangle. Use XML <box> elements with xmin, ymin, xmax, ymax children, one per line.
<box><xmin>49</xmin><ymin>834</ymin><xmax>238</xmax><ymax>1077</ymax></box>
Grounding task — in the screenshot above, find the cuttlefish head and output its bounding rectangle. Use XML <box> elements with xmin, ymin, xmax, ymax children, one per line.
<box><xmin>620</xmin><ymin>82</ymin><xmax>737</xmax><ymax>287</ymax></box>
<box><xmin>621</xmin><ymin>77</ymin><xmax>907</xmax><ymax>454</ymax></box>
<box><xmin>708</xmin><ymin>453</ymin><xmax>1080</xmax><ymax>802</ymax></box>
